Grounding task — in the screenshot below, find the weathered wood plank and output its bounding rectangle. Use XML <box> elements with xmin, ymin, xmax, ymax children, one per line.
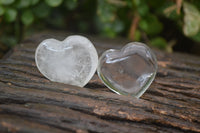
<box><xmin>0</xmin><ymin>32</ymin><xmax>200</xmax><ymax>133</ymax></box>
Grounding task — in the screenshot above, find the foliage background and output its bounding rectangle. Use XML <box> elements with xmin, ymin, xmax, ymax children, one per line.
<box><xmin>0</xmin><ymin>0</ymin><xmax>200</xmax><ymax>57</ymax></box>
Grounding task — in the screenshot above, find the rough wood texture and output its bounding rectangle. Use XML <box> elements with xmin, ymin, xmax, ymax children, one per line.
<box><xmin>0</xmin><ymin>32</ymin><xmax>199</xmax><ymax>133</ymax></box>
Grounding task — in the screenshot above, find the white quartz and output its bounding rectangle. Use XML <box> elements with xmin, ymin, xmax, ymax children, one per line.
<box><xmin>35</xmin><ymin>35</ymin><xmax>98</xmax><ymax>87</ymax></box>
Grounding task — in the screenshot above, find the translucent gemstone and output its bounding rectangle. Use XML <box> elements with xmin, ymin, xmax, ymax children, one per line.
<box><xmin>35</xmin><ymin>35</ymin><xmax>98</xmax><ymax>87</ymax></box>
<box><xmin>97</xmin><ymin>42</ymin><xmax>157</xmax><ymax>98</ymax></box>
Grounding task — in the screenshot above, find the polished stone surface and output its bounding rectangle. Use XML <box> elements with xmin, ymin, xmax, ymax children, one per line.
<box><xmin>35</xmin><ymin>35</ymin><xmax>98</xmax><ymax>87</ymax></box>
<box><xmin>97</xmin><ymin>42</ymin><xmax>157</xmax><ymax>98</ymax></box>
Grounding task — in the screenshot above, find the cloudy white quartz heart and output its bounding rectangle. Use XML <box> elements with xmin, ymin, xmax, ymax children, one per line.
<box><xmin>35</xmin><ymin>35</ymin><xmax>98</xmax><ymax>87</ymax></box>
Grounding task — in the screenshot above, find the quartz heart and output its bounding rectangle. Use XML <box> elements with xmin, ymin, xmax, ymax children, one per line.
<box><xmin>97</xmin><ymin>42</ymin><xmax>157</xmax><ymax>98</ymax></box>
<box><xmin>35</xmin><ymin>35</ymin><xmax>98</xmax><ymax>87</ymax></box>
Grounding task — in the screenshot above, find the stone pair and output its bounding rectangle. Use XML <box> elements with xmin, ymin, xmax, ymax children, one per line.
<box><xmin>35</xmin><ymin>35</ymin><xmax>157</xmax><ymax>98</ymax></box>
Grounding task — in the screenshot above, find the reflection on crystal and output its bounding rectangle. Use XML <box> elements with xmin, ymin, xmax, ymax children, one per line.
<box><xmin>97</xmin><ymin>42</ymin><xmax>157</xmax><ymax>98</ymax></box>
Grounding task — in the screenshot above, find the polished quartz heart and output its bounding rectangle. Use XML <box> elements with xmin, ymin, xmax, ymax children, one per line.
<box><xmin>97</xmin><ymin>42</ymin><xmax>157</xmax><ymax>98</ymax></box>
<box><xmin>35</xmin><ymin>35</ymin><xmax>98</xmax><ymax>87</ymax></box>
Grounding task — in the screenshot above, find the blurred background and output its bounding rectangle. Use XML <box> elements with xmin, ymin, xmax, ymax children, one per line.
<box><xmin>0</xmin><ymin>0</ymin><xmax>200</xmax><ymax>58</ymax></box>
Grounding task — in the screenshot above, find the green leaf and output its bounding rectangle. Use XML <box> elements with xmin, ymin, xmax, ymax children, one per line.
<box><xmin>0</xmin><ymin>35</ymin><xmax>17</xmax><ymax>47</ymax></box>
<box><xmin>139</xmin><ymin>19</ymin><xmax>148</xmax><ymax>31</ymax></box>
<box><xmin>45</xmin><ymin>0</ymin><xmax>63</xmax><ymax>7</ymax></box>
<box><xmin>33</xmin><ymin>3</ymin><xmax>50</xmax><ymax>18</ymax></box>
<box><xmin>113</xmin><ymin>20</ymin><xmax>124</xmax><ymax>33</ymax></box>
<box><xmin>30</xmin><ymin>0</ymin><xmax>39</xmax><ymax>5</ymax></box>
<box><xmin>4</xmin><ymin>8</ymin><xmax>17</xmax><ymax>22</ymax></box>
<box><xmin>21</xmin><ymin>10</ymin><xmax>34</xmax><ymax>26</ymax></box>
<box><xmin>46</xmin><ymin>13</ymin><xmax>65</xmax><ymax>28</ymax></box>
<box><xmin>134</xmin><ymin>30</ymin><xmax>141</xmax><ymax>41</ymax></box>
<box><xmin>150</xmin><ymin>37</ymin><xmax>167</xmax><ymax>49</ymax></box>
<box><xmin>104</xmin><ymin>28</ymin><xmax>116</xmax><ymax>38</ymax></box>
<box><xmin>133</xmin><ymin>0</ymin><xmax>141</xmax><ymax>7</ymax></box>
<box><xmin>97</xmin><ymin>0</ymin><xmax>116</xmax><ymax>23</ymax></box>
<box><xmin>96</xmin><ymin>17</ymin><xmax>116</xmax><ymax>38</ymax></box>
<box><xmin>0</xmin><ymin>0</ymin><xmax>15</xmax><ymax>5</ymax></box>
<box><xmin>78</xmin><ymin>21</ymin><xmax>89</xmax><ymax>32</ymax></box>
<box><xmin>125</xmin><ymin>0</ymin><xmax>133</xmax><ymax>8</ymax></box>
<box><xmin>191</xmin><ymin>31</ymin><xmax>200</xmax><ymax>42</ymax></box>
<box><xmin>139</xmin><ymin>14</ymin><xmax>163</xmax><ymax>36</ymax></box>
<box><xmin>148</xmin><ymin>0</ymin><xmax>164</xmax><ymax>8</ymax></box>
<box><xmin>0</xmin><ymin>6</ymin><xmax>5</xmax><ymax>16</ymax></box>
<box><xmin>183</xmin><ymin>2</ymin><xmax>200</xmax><ymax>36</ymax></box>
<box><xmin>65</xmin><ymin>0</ymin><xmax>77</xmax><ymax>10</ymax></box>
<box><xmin>137</xmin><ymin>4</ymin><xmax>149</xmax><ymax>17</ymax></box>
<box><xmin>16</xmin><ymin>0</ymin><xmax>32</xmax><ymax>8</ymax></box>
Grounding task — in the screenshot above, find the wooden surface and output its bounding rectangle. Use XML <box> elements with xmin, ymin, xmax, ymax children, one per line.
<box><xmin>0</xmin><ymin>32</ymin><xmax>200</xmax><ymax>133</ymax></box>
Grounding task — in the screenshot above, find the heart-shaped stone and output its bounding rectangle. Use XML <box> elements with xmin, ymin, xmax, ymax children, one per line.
<box><xmin>97</xmin><ymin>42</ymin><xmax>157</xmax><ymax>98</ymax></box>
<box><xmin>35</xmin><ymin>35</ymin><xmax>98</xmax><ymax>87</ymax></box>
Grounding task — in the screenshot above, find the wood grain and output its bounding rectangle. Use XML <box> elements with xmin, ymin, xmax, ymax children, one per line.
<box><xmin>0</xmin><ymin>32</ymin><xmax>199</xmax><ymax>133</ymax></box>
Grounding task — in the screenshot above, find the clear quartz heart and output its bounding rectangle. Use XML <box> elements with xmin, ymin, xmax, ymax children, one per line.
<box><xmin>97</xmin><ymin>42</ymin><xmax>157</xmax><ymax>98</ymax></box>
<box><xmin>35</xmin><ymin>35</ymin><xmax>98</xmax><ymax>87</ymax></box>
